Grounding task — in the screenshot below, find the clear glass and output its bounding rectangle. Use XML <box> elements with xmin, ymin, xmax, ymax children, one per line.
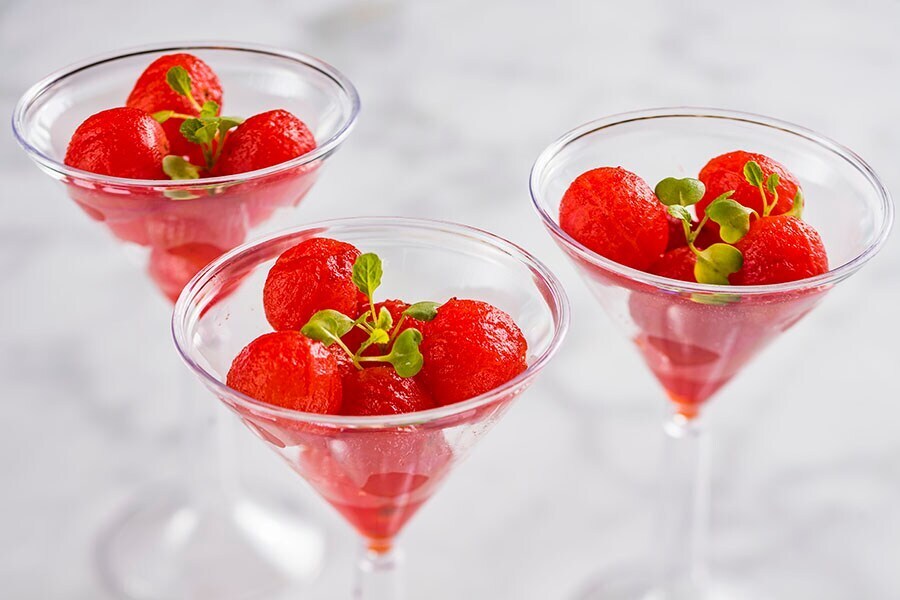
<box><xmin>530</xmin><ymin>108</ymin><xmax>894</xmax><ymax>599</ymax></box>
<box><xmin>12</xmin><ymin>42</ymin><xmax>360</xmax><ymax>599</ymax></box>
<box><xmin>173</xmin><ymin>217</ymin><xmax>570</xmax><ymax>599</ymax></box>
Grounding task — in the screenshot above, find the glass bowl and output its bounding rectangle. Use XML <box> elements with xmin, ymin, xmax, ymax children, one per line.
<box><xmin>173</xmin><ymin>217</ymin><xmax>570</xmax><ymax>597</ymax></box>
<box><xmin>13</xmin><ymin>42</ymin><xmax>361</xmax><ymax>301</ymax></box>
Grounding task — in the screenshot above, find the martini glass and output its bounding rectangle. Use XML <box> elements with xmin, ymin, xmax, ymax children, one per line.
<box><xmin>172</xmin><ymin>217</ymin><xmax>570</xmax><ymax>598</ymax></box>
<box><xmin>13</xmin><ymin>43</ymin><xmax>360</xmax><ymax>599</ymax></box>
<box><xmin>530</xmin><ymin>108</ymin><xmax>894</xmax><ymax>598</ymax></box>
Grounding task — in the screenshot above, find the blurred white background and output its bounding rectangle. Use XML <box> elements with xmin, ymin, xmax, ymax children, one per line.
<box><xmin>2</xmin><ymin>0</ymin><xmax>899</xmax><ymax>598</ymax></box>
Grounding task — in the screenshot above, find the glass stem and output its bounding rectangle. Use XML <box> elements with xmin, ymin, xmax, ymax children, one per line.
<box><xmin>353</xmin><ymin>543</ymin><xmax>404</xmax><ymax>600</ymax></box>
<box><xmin>182</xmin><ymin>369</ymin><xmax>238</xmax><ymax>513</ymax></box>
<box><xmin>655</xmin><ymin>411</ymin><xmax>710</xmax><ymax>598</ymax></box>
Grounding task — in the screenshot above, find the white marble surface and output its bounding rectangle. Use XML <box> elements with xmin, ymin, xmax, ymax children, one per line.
<box><xmin>2</xmin><ymin>0</ymin><xmax>900</xmax><ymax>598</ymax></box>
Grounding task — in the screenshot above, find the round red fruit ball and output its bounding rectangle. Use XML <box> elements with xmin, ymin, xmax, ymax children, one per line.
<box><xmin>420</xmin><ymin>298</ymin><xmax>527</xmax><ymax>406</ymax></box>
<box><xmin>126</xmin><ymin>53</ymin><xmax>223</xmax><ymax>163</ymax></box>
<box><xmin>214</xmin><ymin>109</ymin><xmax>316</xmax><ymax>176</ymax></box>
<box><xmin>697</xmin><ymin>151</ymin><xmax>799</xmax><ymax>219</ymax></box>
<box><xmin>64</xmin><ymin>107</ymin><xmax>169</xmax><ymax>179</ymax></box>
<box><xmin>263</xmin><ymin>237</ymin><xmax>363</xmax><ymax>331</ymax></box>
<box><xmin>731</xmin><ymin>215</ymin><xmax>828</xmax><ymax>285</ymax></box>
<box><xmin>341</xmin><ymin>366</ymin><xmax>436</xmax><ymax>416</ymax></box>
<box><xmin>560</xmin><ymin>167</ymin><xmax>668</xmax><ymax>271</ymax></box>
<box><xmin>226</xmin><ymin>331</ymin><xmax>342</xmax><ymax>414</ymax></box>
<box><xmin>650</xmin><ymin>246</ymin><xmax>696</xmax><ymax>283</ymax></box>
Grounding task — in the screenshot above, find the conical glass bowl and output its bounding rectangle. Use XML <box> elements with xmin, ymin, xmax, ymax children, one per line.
<box><xmin>173</xmin><ymin>217</ymin><xmax>570</xmax><ymax>598</ymax></box>
<box><xmin>530</xmin><ymin>107</ymin><xmax>893</xmax><ymax>598</ymax></box>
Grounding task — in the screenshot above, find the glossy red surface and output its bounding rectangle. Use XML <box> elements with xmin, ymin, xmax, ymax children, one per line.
<box><xmin>732</xmin><ymin>216</ymin><xmax>828</xmax><ymax>285</ymax></box>
<box><xmin>560</xmin><ymin>167</ymin><xmax>668</xmax><ymax>271</ymax></box>
<box><xmin>126</xmin><ymin>53</ymin><xmax>223</xmax><ymax>165</ymax></box>
<box><xmin>227</xmin><ymin>332</ymin><xmax>342</xmax><ymax>414</ymax></box>
<box><xmin>214</xmin><ymin>109</ymin><xmax>316</xmax><ymax>176</ymax></box>
<box><xmin>262</xmin><ymin>237</ymin><xmax>363</xmax><ymax>331</ymax></box>
<box><xmin>341</xmin><ymin>366</ymin><xmax>435</xmax><ymax>416</ymax></box>
<box><xmin>64</xmin><ymin>107</ymin><xmax>169</xmax><ymax>179</ymax></box>
<box><xmin>696</xmin><ymin>150</ymin><xmax>798</xmax><ymax>220</ymax></box>
<box><xmin>420</xmin><ymin>298</ymin><xmax>527</xmax><ymax>406</ymax></box>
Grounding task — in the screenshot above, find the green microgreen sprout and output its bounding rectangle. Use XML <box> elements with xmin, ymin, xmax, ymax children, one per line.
<box><xmin>704</xmin><ymin>193</ymin><xmax>755</xmax><ymax>244</ymax></box>
<box><xmin>300</xmin><ymin>252</ymin><xmax>441</xmax><ymax>377</ymax></box>
<box><xmin>359</xmin><ymin>329</ymin><xmax>425</xmax><ymax>377</ymax></box>
<box><xmin>300</xmin><ymin>309</ymin><xmax>357</xmax><ymax>358</ymax></box>
<box><xmin>743</xmin><ymin>160</ymin><xmax>788</xmax><ymax>218</ymax></box>
<box><xmin>655</xmin><ymin>177</ymin><xmax>706</xmax><ymax>208</ymax></box>
<box><xmin>166</xmin><ymin>66</ymin><xmax>202</xmax><ymax>112</ymax></box>
<box><xmin>657</xmin><ymin>159</ymin><xmax>805</xmax><ymax>288</ymax></box>
<box><xmin>693</xmin><ymin>243</ymin><xmax>744</xmax><ymax>285</ymax></box>
<box><xmin>657</xmin><ymin>176</ymin><xmax>747</xmax><ymax>286</ymax></box>
<box><xmin>152</xmin><ymin>66</ymin><xmax>244</xmax><ymax>174</ymax></box>
<box><xmin>352</xmin><ymin>253</ymin><xmax>383</xmax><ymax>322</ymax></box>
<box><xmin>785</xmin><ymin>189</ymin><xmax>805</xmax><ymax>219</ymax></box>
<box><xmin>385</xmin><ymin>301</ymin><xmax>440</xmax><ymax>344</ymax></box>
<box><xmin>656</xmin><ymin>177</ymin><xmax>710</xmax><ymax>245</ymax></box>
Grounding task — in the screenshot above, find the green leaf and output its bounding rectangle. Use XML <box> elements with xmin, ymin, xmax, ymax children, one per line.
<box><xmin>666</xmin><ymin>205</ymin><xmax>692</xmax><ymax>242</ymax></box>
<box><xmin>369</xmin><ymin>328</ymin><xmax>390</xmax><ymax>345</ymax></box>
<box><xmin>199</xmin><ymin>101</ymin><xmax>219</xmax><ymax>119</ymax></box>
<box><xmin>785</xmin><ymin>189</ymin><xmax>804</xmax><ymax>219</ymax></box>
<box><xmin>666</xmin><ymin>204</ymin><xmax>691</xmax><ymax>224</ymax></box>
<box><xmin>765</xmin><ymin>172</ymin><xmax>780</xmax><ymax>196</ymax></box>
<box><xmin>694</xmin><ymin>243</ymin><xmax>743</xmax><ymax>285</ymax></box>
<box><xmin>704</xmin><ymin>194</ymin><xmax>753</xmax><ymax>243</ymax></box>
<box><xmin>180</xmin><ymin>118</ymin><xmax>204</xmax><ymax>144</ymax></box>
<box><xmin>352</xmin><ymin>253</ymin><xmax>383</xmax><ymax>298</ymax></box>
<box><xmin>743</xmin><ymin>160</ymin><xmax>764</xmax><ymax>187</ymax></box>
<box><xmin>351</xmin><ymin>312</ymin><xmax>372</xmax><ymax>329</ymax></box>
<box><xmin>655</xmin><ymin>177</ymin><xmax>706</xmax><ymax>207</ymax></box>
<box><xmin>162</xmin><ymin>155</ymin><xmax>201</xmax><ymax>180</ymax></box>
<box><xmin>355</xmin><ymin>326</ymin><xmax>390</xmax><ymax>357</ymax></box>
<box><xmin>152</xmin><ymin>110</ymin><xmax>174</xmax><ymax>124</ymax></box>
<box><xmin>403</xmin><ymin>301</ymin><xmax>440</xmax><ymax>322</ymax></box>
<box><xmin>219</xmin><ymin>116</ymin><xmax>242</xmax><ymax>129</ymax></box>
<box><xmin>375</xmin><ymin>306</ymin><xmax>393</xmax><ymax>330</ymax></box>
<box><xmin>181</xmin><ymin>118</ymin><xmax>218</xmax><ymax>145</ymax></box>
<box><xmin>385</xmin><ymin>328</ymin><xmax>424</xmax><ymax>377</ymax></box>
<box><xmin>166</xmin><ymin>66</ymin><xmax>192</xmax><ymax>97</ymax></box>
<box><xmin>690</xmin><ymin>292</ymin><xmax>741</xmax><ymax>306</ymax></box>
<box><xmin>198</xmin><ymin>119</ymin><xmax>219</xmax><ymax>144</ymax></box>
<box><xmin>163</xmin><ymin>189</ymin><xmax>200</xmax><ymax>200</ymax></box>
<box><xmin>300</xmin><ymin>309</ymin><xmax>354</xmax><ymax>346</ymax></box>
<box><xmin>217</xmin><ymin>116</ymin><xmax>242</xmax><ymax>137</ymax></box>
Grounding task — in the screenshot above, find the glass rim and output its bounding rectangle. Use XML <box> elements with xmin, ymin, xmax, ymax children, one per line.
<box><xmin>172</xmin><ymin>216</ymin><xmax>571</xmax><ymax>429</ymax></box>
<box><xmin>530</xmin><ymin>106</ymin><xmax>895</xmax><ymax>296</ymax></box>
<box><xmin>11</xmin><ymin>41</ymin><xmax>361</xmax><ymax>188</ymax></box>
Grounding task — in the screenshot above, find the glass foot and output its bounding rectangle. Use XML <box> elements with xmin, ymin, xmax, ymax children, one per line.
<box><xmin>572</xmin><ymin>565</ymin><xmax>766</xmax><ymax>600</ymax></box>
<box><xmin>96</xmin><ymin>486</ymin><xmax>325</xmax><ymax>600</ymax></box>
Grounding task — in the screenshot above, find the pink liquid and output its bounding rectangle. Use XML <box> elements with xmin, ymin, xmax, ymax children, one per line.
<box><xmin>571</xmin><ymin>252</ymin><xmax>826</xmax><ymax>417</ymax></box>
<box><xmin>64</xmin><ymin>164</ymin><xmax>319</xmax><ymax>301</ymax></box>
<box><xmin>232</xmin><ymin>399</ymin><xmax>512</xmax><ymax>548</ymax></box>
<box><xmin>296</xmin><ymin>429</ymin><xmax>454</xmax><ymax>544</ymax></box>
<box><xmin>630</xmin><ymin>290</ymin><xmax>822</xmax><ymax>416</ymax></box>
